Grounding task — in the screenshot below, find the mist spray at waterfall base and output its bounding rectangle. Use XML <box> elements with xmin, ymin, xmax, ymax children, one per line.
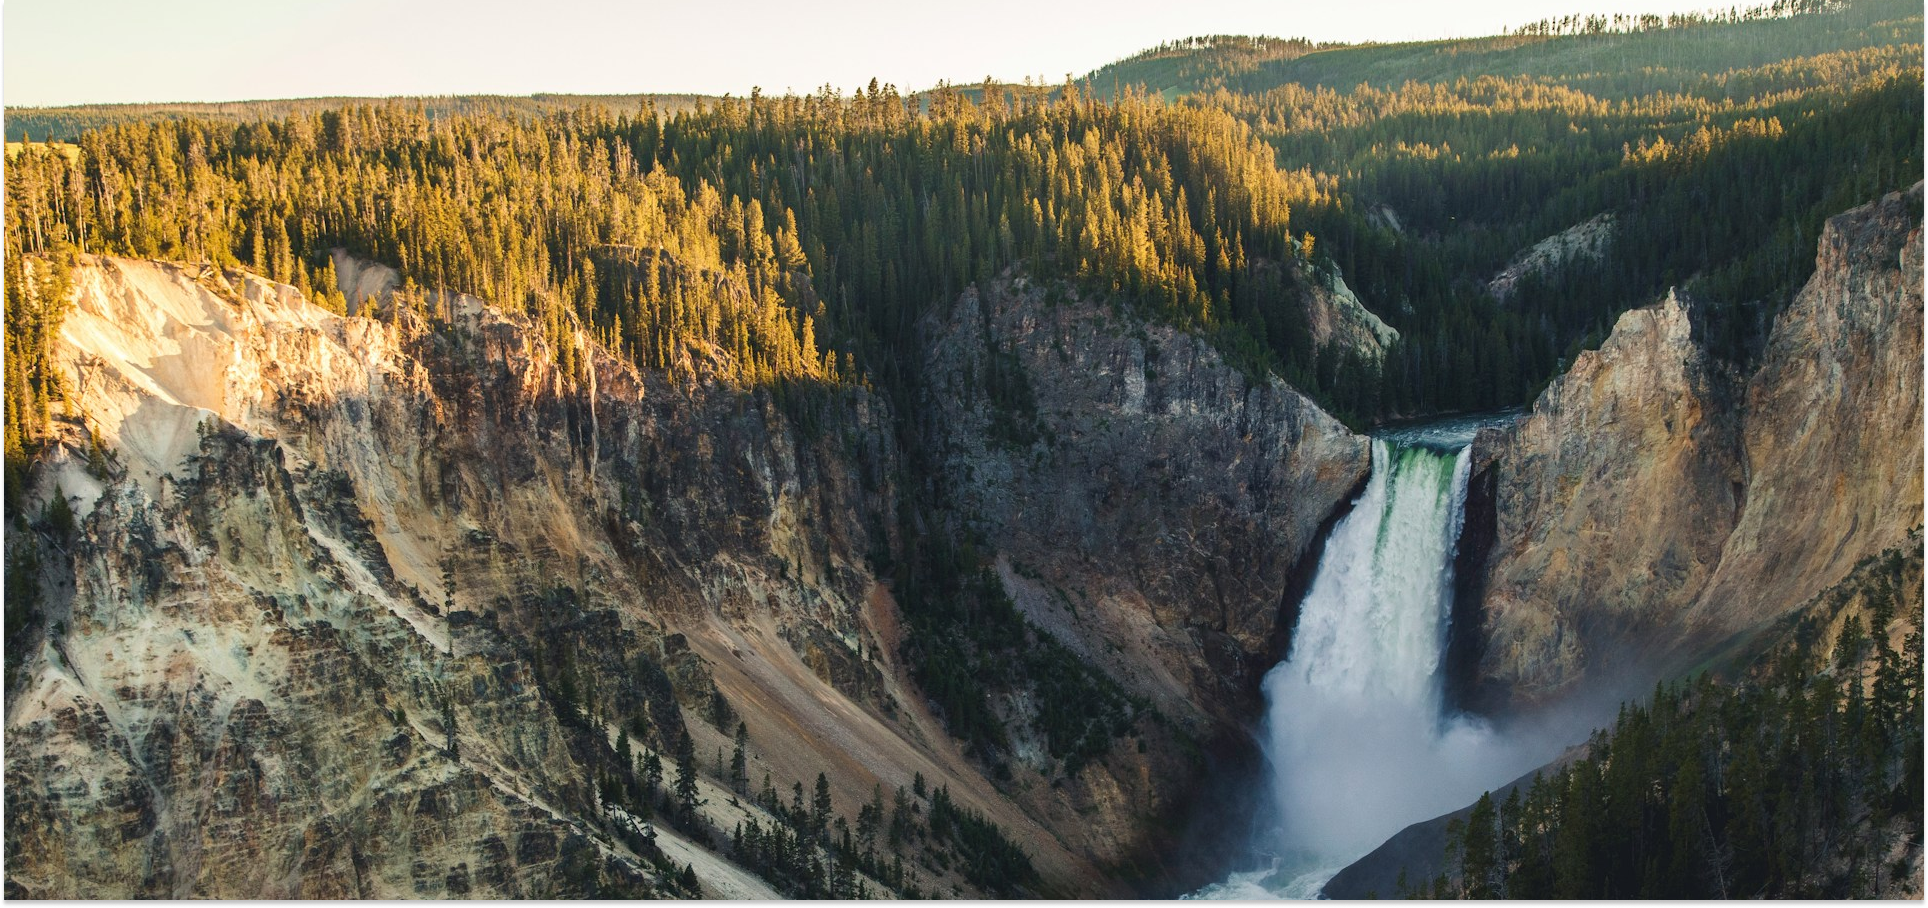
<box><xmin>1192</xmin><ymin>432</ymin><xmax>1555</xmax><ymax>899</ymax></box>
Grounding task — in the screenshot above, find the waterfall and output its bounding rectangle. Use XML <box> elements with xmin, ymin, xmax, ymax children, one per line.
<box><xmin>1193</xmin><ymin>432</ymin><xmax>1541</xmax><ymax>900</ymax></box>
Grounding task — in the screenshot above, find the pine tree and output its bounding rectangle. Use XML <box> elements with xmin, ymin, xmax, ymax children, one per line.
<box><xmin>890</xmin><ymin>786</ymin><xmax>913</xmax><ymax>848</ymax></box>
<box><xmin>1460</xmin><ymin>791</ymin><xmax>1501</xmax><ymax>898</ymax></box>
<box><xmin>674</xmin><ymin>730</ymin><xmax>700</xmax><ymax>822</ymax></box>
<box><xmin>812</xmin><ymin>772</ymin><xmax>833</xmax><ymax>839</ymax></box>
<box><xmin>642</xmin><ymin>750</ymin><xmax>664</xmax><ymax>798</ymax></box>
<box><xmin>730</xmin><ymin>722</ymin><xmax>749</xmax><ymax>792</ymax></box>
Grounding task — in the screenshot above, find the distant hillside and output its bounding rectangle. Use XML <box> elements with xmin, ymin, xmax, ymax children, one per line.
<box><xmin>1083</xmin><ymin>35</ymin><xmax>1325</xmax><ymax>101</ymax></box>
<box><xmin>3</xmin><ymin>93</ymin><xmax>718</xmax><ymax>142</ymax></box>
<box><xmin>1266</xmin><ymin>0</ymin><xmax>1916</xmax><ymax>96</ymax></box>
<box><xmin>14</xmin><ymin>0</ymin><xmax>1912</xmax><ymax>142</ymax></box>
<box><xmin>1084</xmin><ymin>0</ymin><xmax>1918</xmax><ymax>99</ymax></box>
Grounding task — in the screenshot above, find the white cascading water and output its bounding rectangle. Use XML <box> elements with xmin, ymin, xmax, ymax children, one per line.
<box><xmin>1193</xmin><ymin>428</ymin><xmax>1544</xmax><ymax>900</ymax></box>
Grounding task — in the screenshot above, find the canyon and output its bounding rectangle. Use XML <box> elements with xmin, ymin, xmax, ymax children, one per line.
<box><xmin>1</xmin><ymin>149</ymin><xmax>1918</xmax><ymax>897</ymax></box>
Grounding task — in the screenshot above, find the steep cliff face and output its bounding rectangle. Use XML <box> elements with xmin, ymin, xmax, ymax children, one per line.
<box><xmin>6</xmin><ymin>254</ymin><xmax>1370</xmax><ymax>897</ymax></box>
<box><xmin>2</xmin><ymin>254</ymin><xmax>1064</xmax><ymax>897</ymax></box>
<box><xmin>1468</xmin><ymin>183</ymin><xmax>1924</xmax><ymax>710</ymax></box>
<box><xmin>917</xmin><ymin>275</ymin><xmax>1369</xmax><ymax>875</ymax></box>
<box><xmin>1471</xmin><ymin>290</ymin><xmax>1745</xmax><ymax>706</ymax></box>
<box><xmin>924</xmin><ymin>276</ymin><xmax>1368</xmax><ymax>722</ymax></box>
<box><xmin>9</xmin><ymin>259</ymin><xmax>671</xmax><ymax>897</ymax></box>
<box><xmin>1688</xmin><ymin>182</ymin><xmax>1926</xmax><ymax>639</ymax></box>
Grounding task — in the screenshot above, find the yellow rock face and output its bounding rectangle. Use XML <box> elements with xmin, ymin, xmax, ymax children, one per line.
<box><xmin>1470</xmin><ymin>183</ymin><xmax>1924</xmax><ymax>714</ymax></box>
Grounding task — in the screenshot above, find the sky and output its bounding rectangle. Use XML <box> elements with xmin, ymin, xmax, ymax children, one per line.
<box><xmin>6</xmin><ymin>0</ymin><xmax>1740</xmax><ymax>107</ymax></box>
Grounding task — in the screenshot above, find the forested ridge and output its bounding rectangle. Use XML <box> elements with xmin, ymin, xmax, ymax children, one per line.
<box><xmin>1</xmin><ymin>81</ymin><xmax>1348</xmax><ymax>751</ymax></box>
<box><xmin>7</xmin><ymin>0</ymin><xmax>1919</xmax><ymax>433</ymax></box>
<box><xmin>1174</xmin><ymin>0</ymin><xmax>1922</xmax><ymax>414</ymax></box>
<box><xmin>1088</xmin><ymin>0</ymin><xmax>1905</xmax><ymax>97</ymax></box>
<box><xmin>1</xmin><ymin>94</ymin><xmax>720</xmax><ymax>145</ymax></box>
<box><xmin>3</xmin><ymin>83</ymin><xmax>1332</xmax><ymax>396</ymax></box>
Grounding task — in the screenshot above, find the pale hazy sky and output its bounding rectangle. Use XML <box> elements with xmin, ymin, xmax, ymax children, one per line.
<box><xmin>6</xmin><ymin>0</ymin><xmax>1736</xmax><ymax>107</ymax></box>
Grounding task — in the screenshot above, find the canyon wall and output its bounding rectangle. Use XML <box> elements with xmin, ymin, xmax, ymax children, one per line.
<box><xmin>1466</xmin><ymin>183</ymin><xmax>1924</xmax><ymax>711</ymax></box>
<box><xmin>7</xmin><ymin>255</ymin><xmax>906</xmax><ymax>897</ymax></box>
<box><xmin>4</xmin><ymin>255</ymin><xmax>1368</xmax><ymax>896</ymax></box>
<box><xmin>923</xmin><ymin>276</ymin><xmax>1367</xmax><ymax>724</ymax></box>
<box><xmin>917</xmin><ymin>276</ymin><xmax>1369</xmax><ymax>879</ymax></box>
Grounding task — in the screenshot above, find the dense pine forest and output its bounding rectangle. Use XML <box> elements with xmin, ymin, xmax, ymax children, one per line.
<box><xmin>7</xmin><ymin>0</ymin><xmax>1919</xmax><ymax>437</ymax></box>
<box><xmin>1426</xmin><ymin>538</ymin><xmax>1924</xmax><ymax>899</ymax></box>
<box><xmin>1196</xmin><ymin>0</ymin><xmax>1922</xmax><ymax>414</ymax></box>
